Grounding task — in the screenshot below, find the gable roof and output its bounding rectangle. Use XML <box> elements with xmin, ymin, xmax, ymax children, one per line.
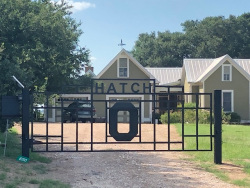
<box><xmin>145</xmin><ymin>67</ymin><xmax>182</xmax><ymax>85</ymax></box>
<box><xmin>96</xmin><ymin>49</ymin><xmax>158</xmax><ymax>82</ymax></box>
<box><xmin>234</xmin><ymin>59</ymin><xmax>250</xmax><ymax>75</ymax></box>
<box><xmin>183</xmin><ymin>58</ymin><xmax>214</xmax><ymax>83</ymax></box>
<box><xmin>197</xmin><ymin>55</ymin><xmax>250</xmax><ymax>82</ymax></box>
<box><xmin>183</xmin><ymin>55</ymin><xmax>250</xmax><ymax>83</ymax></box>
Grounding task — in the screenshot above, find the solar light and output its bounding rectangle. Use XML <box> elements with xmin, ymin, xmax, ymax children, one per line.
<box><xmin>12</xmin><ymin>75</ymin><xmax>24</xmax><ymax>89</ymax></box>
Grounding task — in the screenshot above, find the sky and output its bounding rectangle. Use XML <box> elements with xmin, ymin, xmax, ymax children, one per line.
<box><xmin>62</xmin><ymin>0</ymin><xmax>250</xmax><ymax>75</ymax></box>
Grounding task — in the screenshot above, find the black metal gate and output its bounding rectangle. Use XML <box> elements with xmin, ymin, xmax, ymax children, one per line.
<box><xmin>28</xmin><ymin>79</ymin><xmax>215</xmax><ymax>153</ymax></box>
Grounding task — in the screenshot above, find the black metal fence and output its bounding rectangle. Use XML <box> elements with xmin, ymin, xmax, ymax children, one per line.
<box><xmin>27</xmin><ymin>79</ymin><xmax>215</xmax><ymax>153</ymax></box>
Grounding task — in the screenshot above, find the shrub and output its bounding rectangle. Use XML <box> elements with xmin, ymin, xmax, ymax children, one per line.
<box><xmin>160</xmin><ymin>111</ymin><xmax>181</xmax><ymax>123</ymax></box>
<box><xmin>226</xmin><ymin>112</ymin><xmax>241</xmax><ymax>123</ymax></box>
<box><xmin>161</xmin><ymin>109</ymin><xmax>212</xmax><ymax>124</ymax></box>
<box><xmin>198</xmin><ymin>110</ymin><xmax>212</xmax><ymax>124</ymax></box>
<box><xmin>177</xmin><ymin>102</ymin><xmax>196</xmax><ymax>108</ymax></box>
<box><xmin>222</xmin><ymin>111</ymin><xmax>231</xmax><ymax>124</ymax></box>
<box><xmin>161</xmin><ymin>103</ymin><xmax>237</xmax><ymax>124</ymax></box>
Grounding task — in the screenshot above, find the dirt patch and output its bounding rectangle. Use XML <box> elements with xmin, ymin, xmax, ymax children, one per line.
<box><xmin>14</xmin><ymin>123</ymin><xmax>240</xmax><ymax>188</ymax></box>
<box><xmin>216</xmin><ymin>162</ymin><xmax>248</xmax><ymax>180</ymax></box>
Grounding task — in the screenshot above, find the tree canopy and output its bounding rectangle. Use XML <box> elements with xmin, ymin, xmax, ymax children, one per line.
<box><xmin>0</xmin><ymin>0</ymin><xmax>91</xmax><ymax>131</ymax></box>
<box><xmin>0</xmin><ymin>0</ymin><xmax>90</xmax><ymax>94</ymax></box>
<box><xmin>132</xmin><ymin>13</ymin><xmax>250</xmax><ymax>67</ymax></box>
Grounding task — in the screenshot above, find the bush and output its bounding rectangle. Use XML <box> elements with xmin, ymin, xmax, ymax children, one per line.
<box><xmin>177</xmin><ymin>102</ymin><xmax>196</xmax><ymax>108</ymax></box>
<box><xmin>222</xmin><ymin>111</ymin><xmax>231</xmax><ymax>124</ymax></box>
<box><xmin>226</xmin><ymin>112</ymin><xmax>241</xmax><ymax>123</ymax></box>
<box><xmin>198</xmin><ymin>110</ymin><xmax>212</xmax><ymax>124</ymax></box>
<box><xmin>160</xmin><ymin>111</ymin><xmax>181</xmax><ymax>123</ymax></box>
<box><xmin>160</xmin><ymin>103</ymin><xmax>240</xmax><ymax>124</ymax></box>
<box><xmin>161</xmin><ymin>109</ymin><xmax>213</xmax><ymax>124</ymax></box>
<box><xmin>0</xmin><ymin>118</ymin><xmax>16</xmax><ymax>132</ymax></box>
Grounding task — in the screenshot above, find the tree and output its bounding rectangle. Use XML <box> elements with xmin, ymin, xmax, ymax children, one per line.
<box><xmin>132</xmin><ymin>31</ymin><xmax>188</xmax><ymax>67</ymax></box>
<box><xmin>0</xmin><ymin>0</ymin><xmax>90</xmax><ymax>93</ymax></box>
<box><xmin>0</xmin><ymin>0</ymin><xmax>90</xmax><ymax>131</ymax></box>
<box><xmin>132</xmin><ymin>13</ymin><xmax>250</xmax><ymax>67</ymax></box>
<box><xmin>132</xmin><ymin>32</ymin><xmax>158</xmax><ymax>67</ymax></box>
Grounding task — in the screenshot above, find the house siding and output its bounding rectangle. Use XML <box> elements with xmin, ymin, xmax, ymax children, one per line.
<box><xmin>184</xmin><ymin>77</ymin><xmax>191</xmax><ymax>103</ymax></box>
<box><xmin>100</xmin><ymin>60</ymin><xmax>149</xmax><ymax>79</ymax></box>
<box><xmin>94</xmin><ymin>55</ymin><xmax>152</xmax><ymax>122</ymax></box>
<box><xmin>92</xmin><ymin>79</ymin><xmax>152</xmax><ymax>119</ymax></box>
<box><xmin>204</xmin><ymin>64</ymin><xmax>249</xmax><ymax>120</ymax></box>
<box><xmin>99</xmin><ymin>60</ymin><xmax>118</xmax><ymax>79</ymax></box>
<box><xmin>192</xmin><ymin>86</ymin><xmax>199</xmax><ymax>103</ymax></box>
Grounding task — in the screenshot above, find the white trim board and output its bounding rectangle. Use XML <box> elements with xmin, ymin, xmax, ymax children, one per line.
<box><xmin>222</xmin><ymin>90</ymin><xmax>234</xmax><ymax>112</ymax></box>
<box><xmin>106</xmin><ymin>95</ymin><xmax>146</xmax><ymax>122</ymax></box>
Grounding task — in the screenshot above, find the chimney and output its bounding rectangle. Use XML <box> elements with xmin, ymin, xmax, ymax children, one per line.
<box><xmin>85</xmin><ymin>66</ymin><xmax>94</xmax><ymax>73</ymax></box>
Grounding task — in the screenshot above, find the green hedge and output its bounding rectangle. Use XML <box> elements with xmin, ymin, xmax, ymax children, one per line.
<box><xmin>160</xmin><ymin>109</ymin><xmax>212</xmax><ymax>124</ymax></box>
<box><xmin>160</xmin><ymin>103</ymin><xmax>240</xmax><ymax>124</ymax></box>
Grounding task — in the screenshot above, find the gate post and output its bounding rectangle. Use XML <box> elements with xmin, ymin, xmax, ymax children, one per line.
<box><xmin>214</xmin><ymin>90</ymin><xmax>222</xmax><ymax>164</ymax></box>
<box><xmin>22</xmin><ymin>88</ymin><xmax>30</xmax><ymax>158</ymax></box>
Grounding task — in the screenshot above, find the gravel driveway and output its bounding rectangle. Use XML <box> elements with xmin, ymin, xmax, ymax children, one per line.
<box><xmin>16</xmin><ymin>123</ymin><xmax>238</xmax><ymax>188</ymax></box>
<box><xmin>42</xmin><ymin>151</ymin><xmax>238</xmax><ymax>188</ymax></box>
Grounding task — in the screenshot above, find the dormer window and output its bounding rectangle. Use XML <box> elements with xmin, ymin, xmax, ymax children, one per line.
<box><xmin>118</xmin><ymin>58</ymin><xmax>129</xmax><ymax>78</ymax></box>
<box><xmin>222</xmin><ymin>64</ymin><xmax>232</xmax><ymax>81</ymax></box>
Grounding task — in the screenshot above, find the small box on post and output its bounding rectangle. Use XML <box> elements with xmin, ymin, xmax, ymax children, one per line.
<box><xmin>1</xmin><ymin>96</ymin><xmax>21</xmax><ymax>117</ymax></box>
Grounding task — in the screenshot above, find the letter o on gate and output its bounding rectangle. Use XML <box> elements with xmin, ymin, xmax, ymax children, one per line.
<box><xmin>109</xmin><ymin>102</ymin><xmax>138</xmax><ymax>141</ymax></box>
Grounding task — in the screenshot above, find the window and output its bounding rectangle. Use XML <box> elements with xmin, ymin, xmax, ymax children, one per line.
<box><xmin>222</xmin><ymin>90</ymin><xmax>234</xmax><ymax>112</ymax></box>
<box><xmin>222</xmin><ymin>65</ymin><xmax>232</xmax><ymax>81</ymax></box>
<box><xmin>118</xmin><ymin>58</ymin><xmax>128</xmax><ymax>77</ymax></box>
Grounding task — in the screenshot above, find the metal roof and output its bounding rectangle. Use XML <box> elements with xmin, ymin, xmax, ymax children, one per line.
<box><xmin>184</xmin><ymin>55</ymin><xmax>250</xmax><ymax>83</ymax></box>
<box><xmin>183</xmin><ymin>59</ymin><xmax>214</xmax><ymax>82</ymax></box>
<box><xmin>145</xmin><ymin>67</ymin><xmax>182</xmax><ymax>85</ymax></box>
<box><xmin>234</xmin><ymin>59</ymin><xmax>250</xmax><ymax>75</ymax></box>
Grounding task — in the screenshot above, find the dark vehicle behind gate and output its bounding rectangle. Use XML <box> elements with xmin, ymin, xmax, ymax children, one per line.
<box><xmin>63</xmin><ymin>101</ymin><xmax>96</xmax><ymax>123</ymax></box>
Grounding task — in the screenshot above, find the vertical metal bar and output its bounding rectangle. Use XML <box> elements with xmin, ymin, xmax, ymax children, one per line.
<box><xmin>46</xmin><ymin>92</ymin><xmax>49</xmax><ymax>152</ymax></box>
<box><xmin>76</xmin><ymin>120</ymin><xmax>78</xmax><ymax>152</ymax></box>
<box><xmin>167</xmin><ymin>87</ymin><xmax>171</xmax><ymax>151</ymax></box>
<box><xmin>76</xmin><ymin>101</ymin><xmax>79</xmax><ymax>152</ymax></box>
<box><xmin>153</xmin><ymin>80</ymin><xmax>156</xmax><ymax>150</ymax></box>
<box><xmin>61</xmin><ymin>98</ymin><xmax>64</xmax><ymax>152</ymax></box>
<box><xmin>90</xmin><ymin>80</ymin><xmax>94</xmax><ymax>150</ymax></box>
<box><xmin>139</xmin><ymin>101</ymin><xmax>142</xmax><ymax>143</ymax></box>
<box><xmin>91</xmin><ymin>79</ymin><xmax>93</xmax><ymax>151</ymax></box>
<box><xmin>210</xmin><ymin>93</ymin><xmax>213</xmax><ymax>150</ymax></box>
<box><xmin>196</xmin><ymin>94</ymin><xmax>199</xmax><ymax>150</ymax></box>
<box><xmin>30</xmin><ymin>94</ymin><xmax>34</xmax><ymax>152</ymax></box>
<box><xmin>22</xmin><ymin>88</ymin><xmax>30</xmax><ymax>158</ymax></box>
<box><xmin>105</xmin><ymin>101</ymin><xmax>108</xmax><ymax>143</ymax></box>
<box><xmin>214</xmin><ymin>90</ymin><xmax>222</xmax><ymax>164</ymax></box>
<box><xmin>181</xmin><ymin>97</ymin><xmax>185</xmax><ymax>150</ymax></box>
<box><xmin>167</xmin><ymin>94</ymin><xmax>170</xmax><ymax>150</ymax></box>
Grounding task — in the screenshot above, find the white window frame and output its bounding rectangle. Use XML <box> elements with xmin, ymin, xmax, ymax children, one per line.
<box><xmin>106</xmin><ymin>95</ymin><xmax>144</xmax><ymax>122</ymax></box>
<box><xmin>117</xmin><ymin>58</ymin><xmax>129</xmax><ymax>78</ymax></box>
<box><xmin>222</xmin><ymin>90</ymin><xmax>234</xmax><ymax>112</ymax></box>
<box><xmin>222</xmin><ymin>64</ymin><xmax>232</xmax><ymax>81</ymax></box>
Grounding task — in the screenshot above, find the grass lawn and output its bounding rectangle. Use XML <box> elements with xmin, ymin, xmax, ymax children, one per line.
<box><xmin>0</xmin><ymin>127</ymin><xmax>70</xmax><ymax>188</ymax></box>
<box><xmin>175</xmin><ymin>123</ymin><xmax>250</xmax><ymax>187</ymax></box>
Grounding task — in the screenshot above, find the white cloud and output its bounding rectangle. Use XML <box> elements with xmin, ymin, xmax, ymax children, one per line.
<box><xmin>51</xmin><ymin>0</ymin><xmax>95</xmax><ymax>13</ymax></box>
<box><xmin>69</xmin><ymin>0</ymin><xmax>95</xmax><ymax>12</ymax></box>
<box><xmin>90</xmin><ymin>56</ymin><xmax>97</xmax><ymax>62</ymax></box>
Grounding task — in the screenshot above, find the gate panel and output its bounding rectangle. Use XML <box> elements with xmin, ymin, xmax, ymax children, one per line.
<box><xmin>30</xmin><ymin>79</ymin><xmax>213</xmax><ymax>152</ymax></box>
